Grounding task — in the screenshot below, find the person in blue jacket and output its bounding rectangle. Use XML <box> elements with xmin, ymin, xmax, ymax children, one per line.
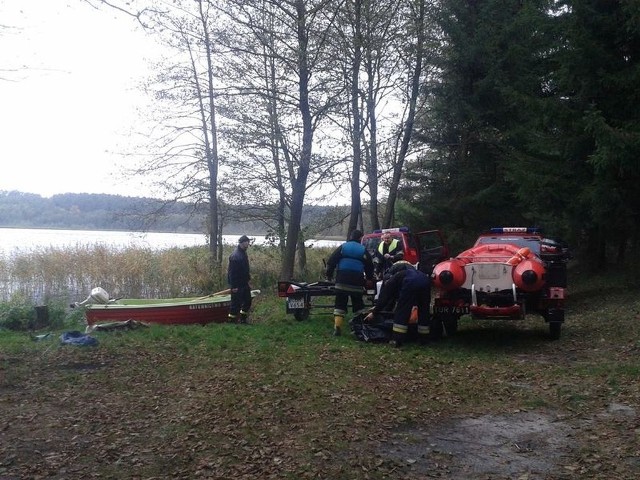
<box><xmin>227</xmin><ymin>235</ymin><xmax>252</xmax><ymax>324</ymax></box>
<box><xmin>325</xmin><ymin>229</ymin><xmax>375</xmax><ymax>336</ymax></box>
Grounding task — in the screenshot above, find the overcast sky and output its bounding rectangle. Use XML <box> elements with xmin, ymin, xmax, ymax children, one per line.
<box><xmin>0</xmin><ymin>1</ymin><xmax>158</xmax><ymax>198</ymax></box>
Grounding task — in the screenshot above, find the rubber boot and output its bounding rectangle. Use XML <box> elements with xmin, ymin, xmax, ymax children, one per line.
<box><xmin>333</xmin><ymin>315</ymin><xmax>344</xmax><ymax>336</ymax></box>
<box><xmin>239</xmin><ymin>310</ymin><xmax>249</xmax><ymax>324</ymax></box>
<box><xmin>227</xmin><ymin>313</ymin><xmax>237</xmax><ymax>323</ymax></box>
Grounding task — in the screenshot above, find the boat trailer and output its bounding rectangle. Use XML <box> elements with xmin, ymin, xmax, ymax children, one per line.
<box><xmin>277</xmin><ymin>280</ymin><xmax>375</xmax><ymax>321</ymax></box>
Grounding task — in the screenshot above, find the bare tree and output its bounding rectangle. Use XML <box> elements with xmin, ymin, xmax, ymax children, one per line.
<box><xmin>86</xmin><ymin>0</ymin><xmax>436</xmax><ymax>280</ymax></box>
<box><xmin>343</xmin><ymin>0</ymin><xmax>365</xmax><ymax>236</ymax></box>
<box><xmin>382</xmin><ymin>0</ymin><xmax>434</xmax><ymax>227</ymax></box>
<box><xmin>331</xmin><ymin>0</ymin><xmax>409</xmax><ymax>230</ymax></box>
<box><xmin>216</xmin><ymin>0</ymin><xmax>345</xmax><ymax>279</ymax></box>
<box><xmin>83</xmin><ymin>0</ymin><xmax>227</xmax><ymax>281</ymax></box>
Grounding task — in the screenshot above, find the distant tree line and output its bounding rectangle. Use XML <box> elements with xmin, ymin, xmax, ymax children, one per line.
<box><xmin>0</xmin><ymin>190</ymin><xmax>352</xmax><ymax>238</ymax></box>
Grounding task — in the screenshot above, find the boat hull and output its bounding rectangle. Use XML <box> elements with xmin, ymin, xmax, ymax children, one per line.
<box><xmin>84</xmin><ymin>296</ymin><xmax>233</xmax><ymax>326</ymax></box>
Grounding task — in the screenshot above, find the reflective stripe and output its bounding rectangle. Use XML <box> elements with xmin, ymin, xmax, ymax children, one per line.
<box><xmin>333</xmin><ymin>308</ymin><xmax>347</xmax><ymax>316</ymax></box>
<box><xmin>393</xmin><ymin>323</ymin><xmax>408</xmax><ymax>334</ymax></box>
<box><xmin>378</xmin><ymin>238</ymin><xmax>399</xmax><ymax>255</ymax></box>
<box><xmin>417</xmin><ymin>325</ymin><xmax>430</xmax><ymax>335</ymax></box>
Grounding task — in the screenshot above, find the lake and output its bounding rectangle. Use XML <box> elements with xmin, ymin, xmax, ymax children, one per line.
<box><xmin>0</xmin><ymin>227</ymin><xmax>341</xmax><ymax>255</ymax></box>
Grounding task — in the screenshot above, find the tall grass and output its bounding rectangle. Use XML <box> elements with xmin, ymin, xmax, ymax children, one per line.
<box><xmin>0</xmin><ymin>243</ymin><xmax>335</xmax><ymax>305</ymax></box>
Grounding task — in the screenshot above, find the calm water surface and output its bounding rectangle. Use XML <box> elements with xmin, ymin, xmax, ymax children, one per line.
<box><xmin>0</xmin><ymin>228</ymin><xmax>340</xmax><ymax>255</ymax></box>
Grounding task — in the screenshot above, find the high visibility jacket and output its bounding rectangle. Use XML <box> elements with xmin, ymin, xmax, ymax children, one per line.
<box><xmin>378</xmin><ymin>238</ymin><xmax>400</xmax><ymax>256</ymax></box>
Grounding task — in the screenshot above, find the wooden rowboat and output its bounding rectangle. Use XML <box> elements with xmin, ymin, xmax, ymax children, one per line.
<box><xmin>75</xmin><ymin>287</ymin><xmax>260</xmax><ymax>327</ymax></box>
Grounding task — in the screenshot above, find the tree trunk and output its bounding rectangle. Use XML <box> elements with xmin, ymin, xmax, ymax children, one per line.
<box><xmin>348</xmin><ymin>0</ymin><xmax>364</xmax><ymax>236</ymax></box>
<box><xmin>296</xmin><ymin>234</ymin><xmax>307</xmax><ymax>277</ymax></box>
<box><xmin>280</xmin><ymin>0</ymin><xmax>314</xmax><ymax>280</ymax></box>
<box><xmin>383</xmin><ymin>0</ymin><xmax>425</xmax><ymax>228</ymax></box>
<box><xmin>198</xmin><ymin>0</ymin><xmax>220</xmax><ymax>274</ymax></box>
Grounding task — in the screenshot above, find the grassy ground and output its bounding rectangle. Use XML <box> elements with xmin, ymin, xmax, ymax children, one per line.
<box><xmin>1</xmin><ymin>266</ymin><xmax>639</xmax><ymax>479</ymax></box>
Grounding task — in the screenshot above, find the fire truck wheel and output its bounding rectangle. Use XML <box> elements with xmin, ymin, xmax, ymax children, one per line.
<box><xmin>549</xmin><ymin>321</ymin><xmax>561</xmax><ymax>340</ymax></box>
<box><xmin>430</xmin><ymin>316</ymin><xmax>444</xmax><ymax>340</ymax></box>
<box><xmin>443</xmin><ymin>317</ymin><xmax>458</xmax><ymax>336</ymax></box>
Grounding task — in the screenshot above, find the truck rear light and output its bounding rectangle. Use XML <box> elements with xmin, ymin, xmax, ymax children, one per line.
<box><xmin>548</xmin><ymin>287</ymin><xmax>565</xmax><ymax>299</ymax></box>
<box><xmin>277</xmin><ymin>281</ymin><xmax>299</xmax><ymax>297</ymax></box>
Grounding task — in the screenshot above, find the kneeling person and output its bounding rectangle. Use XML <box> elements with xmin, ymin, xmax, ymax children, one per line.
<box><xmin>365</xmin><ymin>264</ymin><xmax>431</xmax><ymax>346</ymax></box>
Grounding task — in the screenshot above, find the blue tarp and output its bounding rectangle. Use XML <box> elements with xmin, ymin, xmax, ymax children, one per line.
<box><xmin>59</xmin><ymin>331</ymin><xmax>99</xmax><ymax>347</ymax></box>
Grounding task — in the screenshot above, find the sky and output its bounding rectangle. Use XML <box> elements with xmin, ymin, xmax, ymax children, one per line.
<box><xmin>0</xmin><ymin>1</ymin><xmax>158</xmax><ymax>198</ymax></box>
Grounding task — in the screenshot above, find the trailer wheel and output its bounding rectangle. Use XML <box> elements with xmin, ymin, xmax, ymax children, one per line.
<box><xmin>294</xmin><ymin>310</ymin><xmax>310</xmax><ymax>321</ymax></box>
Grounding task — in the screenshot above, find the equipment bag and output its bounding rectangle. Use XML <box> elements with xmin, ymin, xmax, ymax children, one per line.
<box><xmin>349</xmin><ymin>312</ymin><xmax>393</xmax><ymax>343</ymax></box>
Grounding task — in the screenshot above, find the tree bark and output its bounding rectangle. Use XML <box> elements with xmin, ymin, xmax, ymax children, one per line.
<box><xmin>383</xmin><ymin>0</ymin><xmax>425</xmax><ymax>228</ymax></box>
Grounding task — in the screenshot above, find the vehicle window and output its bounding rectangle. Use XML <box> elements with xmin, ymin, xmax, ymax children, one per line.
<box><xmin>418</xmin><ymin>233</ymin><xmax>441</xmax><ymax>250</ymax></box>
<box><xmin>362</xmin><ymin>237</ymin><xmax>381</xmax><ymax>257</ymax></box>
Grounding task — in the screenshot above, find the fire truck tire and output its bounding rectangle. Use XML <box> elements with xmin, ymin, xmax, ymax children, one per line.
<box><xmin>443</xmin><ymin>317</ymin><xmax>458</xmax><ymax>336</ymax></box>
<box><xmin>549</xmin><ymin>321</ymin><xmax>561</xmax><ymax>340</ymax></box>
<box><xmin>430</xmin><ymin>316</ymin><xmax>444</xmax><ymax>340</ymax></box>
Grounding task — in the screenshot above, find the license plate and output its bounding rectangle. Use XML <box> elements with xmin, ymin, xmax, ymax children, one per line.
<box><xmin>433</xmin><ymin>305</ymin><xmax>470</xmax><ymax>315</ymax></box>
<box><xmin>287</xmin><ymin>296</ymin><xmax>305</xmax><ymax>310</ymax></box>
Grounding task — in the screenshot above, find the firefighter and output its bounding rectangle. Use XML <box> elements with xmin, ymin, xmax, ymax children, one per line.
<box><xmin>375</xmin><ymin>233</ymin><xmax>404</xmax><ymax>279</ymax></box>
<box><xmin>374</xmin><ymin>260</ymin><xmax>413</xmax><ymax>312</ymax></box>
<box><xmin>227</xmin><ymin>235</ymin><xmax>252</xmax><ymax>324</ymax></box>
<box><xmin>325</xmin><ymin>229</ymin><xmax>375</xmax><ymax>336</ymax></box>
<box><xmin>364</xmin><ymin>264</ymin><xmax>431</xmax><ymax>347</ymax></box>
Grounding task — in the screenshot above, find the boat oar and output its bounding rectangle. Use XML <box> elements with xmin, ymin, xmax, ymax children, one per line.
<box><xmin>197</xmin><ymin>288</ymin><xmax>260</xmax><ymax>301</ymax></box>
<box><xmin>209</xmin><ymin>288</ymin><xmax>232</xmax><ymax>297</ymax></box>
<box><xmin>194</xmin><ymin>289</ymin><xmax>232</xmax><ymax>301</ymax></box>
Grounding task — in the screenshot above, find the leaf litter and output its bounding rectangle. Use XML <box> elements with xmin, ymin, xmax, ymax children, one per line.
<box><xmin>1</xmin><ymin>275</ymin><xmax>639</xmax><ymax>479</ymax></box>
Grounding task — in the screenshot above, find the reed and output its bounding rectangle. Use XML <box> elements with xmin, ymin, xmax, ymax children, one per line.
<box><xmin>0</xmin><ymin>243</ymin><xmax>335</xmax><ymax>305</ymax></box>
